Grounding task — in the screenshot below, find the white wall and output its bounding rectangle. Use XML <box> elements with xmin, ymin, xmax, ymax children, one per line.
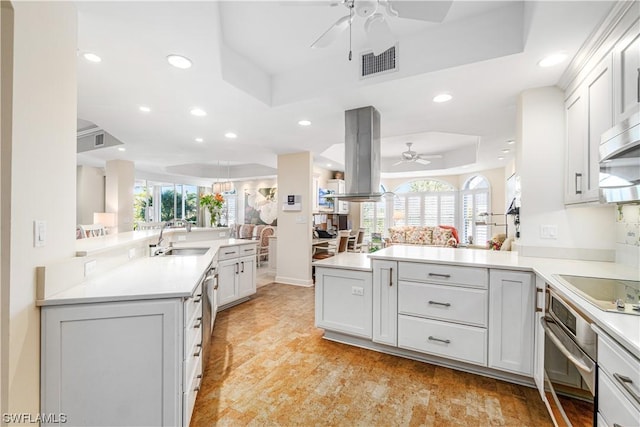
<box><xmin>76</xmin><ymin>165</ymin><xmax>105</xmax><ymax>225</ymax></box>
<box><xmin>276</xmin><ymin>152</ymin><xmax>313</xmax><ymax>286</ymax></box>
<box><xmin>0</xmin><ymin>1</ymin><xmax>14</xmax><ymax>415</ymax></box>
<box><xmin>106</xmin><ymin>159</ymin><xmax>134</xmax><ymax>233</ymax></box>
<box><xmin>8</xmin><ymin>2</ymin><xmax>77</xmax><ymax>415</ymax></box>
<box><xmin>516</xmin><ymin>86</ymin><xmax>615</xmax><ymax>260</ymax></box>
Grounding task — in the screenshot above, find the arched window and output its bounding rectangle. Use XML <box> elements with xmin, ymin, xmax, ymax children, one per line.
<box><xmin>392</xmin><ymin>179</ymin><xmax>457</xmax><ymax>227</ymax></box>
<box><xmin>460</xmin><ymin>175</ymin><xmax>491</xmax><ymax>245</ymax></box>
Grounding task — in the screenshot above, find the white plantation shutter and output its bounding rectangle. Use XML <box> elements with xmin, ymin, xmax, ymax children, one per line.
<box><xmin>423</xmin><ymin>195</ymin><xmax>438</xmax><ymax>226</ymax></box>
<box><xmin>475</xmin><ymin>192</ymin><xmax>489</xmax><ymax>243</ymax></box>
<box><xmin>440</xmin><ymin>194</ymin><xmax>456</xmax><ymax>226</ymax></box>
<box><xmin>361</xmin><ymin>200</ymin><xmax>386</xmax><ymax>241</ymax></box>
<box><xmin>462</xmin><ymin>193</ymin><xmax>474</xmax><ymax>244</ymax></box>
<box><xmin>225</xmin><ymin>193</ymin><xmax>237</xmax><ymax>226</ymax></box>
<box><xmin>394</xmin><ymin>196</ymin><xmax>406</xmax><ymax>226</ymax></box>
<box><xmin>460</xmin><ymin>176</ymin><xmax>491</xmax><ymax>245</ymax></box>
<box><xmin>407</xmin><ymin>196</ymin><xmax>422</xmax><ymax>225</ymax></box>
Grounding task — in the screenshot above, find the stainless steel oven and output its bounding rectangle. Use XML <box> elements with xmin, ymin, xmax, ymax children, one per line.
<box><xmin>541</xmin><ymin>286</ymin><xmax>597</xmax><ymax>427</ymax></box>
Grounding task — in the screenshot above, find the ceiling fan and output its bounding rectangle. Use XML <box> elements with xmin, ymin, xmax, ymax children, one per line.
<box><xmin>311</xmin><ymin>0</ymin><xmax>453</xmax><ymax>56</ymax></box>
<box><xmin>392</xmin><ymin>142</ymin><xmax>443</xmax><ymax>166</ymax></box>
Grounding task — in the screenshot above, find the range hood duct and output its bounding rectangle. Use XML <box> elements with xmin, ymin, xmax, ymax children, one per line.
<box><xmin>335</xmin><ymin>106</ymin><xmax>383</xmax><ymax>202</ymax></box>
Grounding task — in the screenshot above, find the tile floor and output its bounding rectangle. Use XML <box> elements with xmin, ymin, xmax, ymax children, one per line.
<box><xmin>191</xmin><ymin>281</ymin><xmax>552</xmax><ymax>426</ymax></box>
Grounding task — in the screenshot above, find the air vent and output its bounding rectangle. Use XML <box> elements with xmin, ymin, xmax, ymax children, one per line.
<box><xmin>361</xmin><ymin>45</ymin><xmax>397</xmax><ymax>78</ymax></box>
<box><xmin>94</xmin><ymin>133</ymin><xmax>105</xmax><ymax>148</ymax></box>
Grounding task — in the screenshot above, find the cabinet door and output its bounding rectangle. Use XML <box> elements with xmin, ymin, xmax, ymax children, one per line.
<box><xmin>41</xmin><ymin>299</ymin><xmax>182</xmax><ymax>427</ymax></box>
<box><xmin>613</xmin><ymin>14</ymin><xmax>640</xmax><ymax>123</ymax></box>
<box><xmin>315</xmin><ymin>267</ymin><xmax>373</xmax><ymax>338</ymax></box>
<box><xmin>533</xmin><ymin>276</ymin><xmax>546</xmax><ymax>399</ymax></box>
<box><xmin>217</xmin><ymin>258</ymin><xmax>238</xmax><ymax>307</ymax></box>
<box><xmin>237</xmin><ymin>255</ymin><xmax>256</xmax><ymax>298</ymax></box>
<box><xmin>565</xmin><ymin>89</ymin><xmax>587</xmax><ymax>204</ymax></box>
<box><xmin>372</xmin><ymin>260</ymin><xmax>398</xmax><ymax>346</ymax></box>
<box><xmin>585</xmin><ymin>57</ymin><xmax>613</xmax><ymax>201</ymax></box>
<box><xmin>488</xmin><ymin>270</ymin><xmax>534</xmax><ymax>375</ymax></box>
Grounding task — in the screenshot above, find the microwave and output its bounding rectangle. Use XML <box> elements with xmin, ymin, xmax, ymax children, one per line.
<box><xmin>599</xmin><ymin>111</ymin><xmax>640</xmax><ymax>204</ymax></box>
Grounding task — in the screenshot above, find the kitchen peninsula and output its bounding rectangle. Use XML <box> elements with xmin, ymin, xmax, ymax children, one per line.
<box><xmin>313</xmin><ymin>246</ymin><xmax>640</xmax><ymax>425</ymax></box>
<box><xmin>37</xmin><ymin>230</ymin><xmax>257</xmax><ymax>426</ymax></box>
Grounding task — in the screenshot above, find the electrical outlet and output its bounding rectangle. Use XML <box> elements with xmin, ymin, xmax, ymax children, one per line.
<box><xmin>84</xmin><ymin>260</ymin><xmax>97</xmax><ymax>276</ymax></box>
<box><xmin>352</xmin><ymin>286</ymin><xmax>364</xmax><ymax>296</ymax></box>
<box><xmin>540</xmin><ymin>224</ymin><xmax>558</xmax><ymax>239</ymax></box>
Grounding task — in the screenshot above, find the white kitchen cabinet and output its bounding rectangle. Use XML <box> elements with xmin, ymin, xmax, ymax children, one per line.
<box><xmin>533</xmin><ymin>275</ymin><xmax>547</xmax><ymax>399</ymax></box>
<box><xmin>41</xmin><ymin>298</ymin><xmax>184</xmax><ymax>427</ymax></box>
<box><xmin>565</xmin><ymin>56</ymin><xmax>613</xmax><ymax>204</ymax></box>
<box><xmin>327</xmin><ymin>179</ymin><xmax>349</xmax><ymax>214</ymax></box>
<box><xmin>613</xmin><ymin>12</ymin><xmax>640</xmax><ymax>123</ymax></box>
<box><xmin>315</xmin><ymin>267</ymin><xmax>372</xmax><ymax>339</ymax></box>
<box><xmin>488</xmin><ymin>270</ymin><xmax>535</xmax><ymax>376</ymax></box>
<box><xmin>372</xmin><ymin>259</ymin><xmax>398</xmax><ymax>346</ymax></box>
<box><xmin>217</xmin><ymin>245</ymin><xmax>257</xmax><ymax>309</ymax></box>
<box><xmin>596</xmin><ymin>329</ymin><xmax>640</xmax><ymax>427</ymax></box>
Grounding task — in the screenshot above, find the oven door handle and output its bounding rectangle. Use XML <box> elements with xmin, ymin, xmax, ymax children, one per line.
<box><xmin>540</xmin><ymin>316</ymin><xmax>595</xmax><ymax>374</ymax></box>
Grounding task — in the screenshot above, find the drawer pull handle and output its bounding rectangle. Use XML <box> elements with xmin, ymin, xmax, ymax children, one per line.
<box><xmin>194</xmin><ymin>318</ymin><xmax>202</xmax><ymax>329</ymax></box>
<box><xmin>194</xmin><ymin>297</ymin><xmax>202</xmax><ymax>303</ymax></box>
<box><xmin>194</xmin><ymin>385</ymin><xmax>201</xmax><ymax>392</ymax></box>
<box><xmin>244</xmin><ymin>248</ymin><xmax>253</xmax><ymax>252</ymax></box>
<box><xmin>428</xmin><ymin>336</ymin><xmax>451</xmax><ymax>344</ymax></box>
<box><xmin>224</xmin><ymin>251</ymin><xmax>235</xmax><ymax>255</ymax></box>
<box><xmin>613</xmin><ymin>424</ymin><xmax>622</xmax><ymax>427</ymax></box>
<box><xmin>193</xmin><ymin>343</ymin><xmax>202</xmax><ymax>357</ymax></box>
<box><xmin>389</xmin><ymin>267</ymin><xmax>393</xmax><ymax>287</ymax></box>
<box><xmin>575</xmin><ymin>172</ymin><xmax>582</xmax><ymax>195</ymax></box>
<box><xmin>428</xmin><ymin>273</ymin><xmax>451</xmax><ymax>279</ymax></box>
<box><xmin>428</xmin><ymin>301</ymin><xmax>451</xmax><ymax>307</ymax></box>
<box><xmin>197</xmin><ymin>374</ymin><xmax>203</xmax><ymax>379</ymax></box>
<box><xmin>614</xmin><ymin>373</ymin><xmax>640</xmax><ymax>405</ymax></box>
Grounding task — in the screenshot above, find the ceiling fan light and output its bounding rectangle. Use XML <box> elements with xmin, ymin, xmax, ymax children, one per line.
<box><xmin>365</xmin><ymin>13</ymin><xmax>395</xmax><ymax>56</ymax></box>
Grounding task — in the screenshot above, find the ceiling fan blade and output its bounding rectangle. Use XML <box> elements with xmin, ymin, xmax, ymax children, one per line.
<box><xmin>311</xmin><ymin>14</ymin><xmax>352</xmax><ymax>49</ymax></box>
<box><xmin>388</xmin><ymin>0</ymin><xmax>453</xmax><ymax>23</ymax></box>
<box><xmin>392</xmin><ymin>160</ymin><xmax>405</xmax><ymax>166</ymax></box>
<box><xmin>418</xmin><ymin>154</ymin><xmax>443</xmax><ymax>159</ymax></box>
<box><xmin>415</xmin><ymin>158</ymin><xmax>431</xmax><ymax>166</ymax></box>
<box><xmin>365</xmin><ymin>13</ymin><xmax>395</xmax><ymax>55</ymax></box>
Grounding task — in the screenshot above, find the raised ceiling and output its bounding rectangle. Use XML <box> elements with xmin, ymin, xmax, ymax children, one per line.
<box><xmin>75</xmin><ymin>1</ymin><xmax>614</xmax><ymax>183</ymax></box>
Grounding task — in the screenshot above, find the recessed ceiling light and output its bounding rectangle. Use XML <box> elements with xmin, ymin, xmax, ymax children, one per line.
<box><xmin>195</xmin><ymin>137</ymin><xmax>204</xmax><ymax>143</ymax></box>
<box><xmin>498</xmin><ymin>156</ymin><xmax>505</xmax><ymax>160</ymax></box>
<box><xmin>190</xmin><ymin>108</ymin><xmax>207</xmax><ymax>117</ymax></box>
<box><xmin>538</xmin><ymin>52</ymin><xmax>567</xmax><ymax>68</ymax></box>
<box><xmin>298</xmin><ymin>120</ymin><xmax>312</xmax><ymax>126</ymax></box>
<box><xmin>225</xmin><ymin>132</ymin><xmax>238</xmax><ymax>139</ymax></box>
<box><xmin>83</xmin><ymin>52</ymin><xmax>102</xmax><ymax>63</ymax></box>
<box><xmin>501</xmin><ymin>149</ymin><xmax>510</xmax><ymax>153</ymax></box>
<box><xmin>507</xmin><ymin>140</ymin><xmax>515</xmax><ymax>145</ymax></box>
<box><xmin>433</xmin><ymin>93</ymin><xmax>452</xmax><ymax>103</ymax></box>
<box><xmin>139</xmin><ymin>106</ymin><xmax>151</xmax><ymax>113</ymax></box>
<box><xmin>118</xmin><ymin>147</ymin><xmax>126</xmax><ymax>152</ymax></box>
<box><xmin>166</xmin><ymin>54</ymin><xmax>192</xmax><ymax>69</ymax></box>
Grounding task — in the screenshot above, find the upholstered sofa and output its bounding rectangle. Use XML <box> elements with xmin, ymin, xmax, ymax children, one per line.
<box><xmin>384</xmin><ymin>226</ymin><xmax>459</xmax><ymax>248</ymax></box>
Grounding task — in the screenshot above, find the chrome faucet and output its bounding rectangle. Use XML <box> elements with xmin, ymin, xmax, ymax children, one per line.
<box><xmin>157</xmin><ymin>221</ymin><xmax>171</xmax><ymax>247</ymax></box>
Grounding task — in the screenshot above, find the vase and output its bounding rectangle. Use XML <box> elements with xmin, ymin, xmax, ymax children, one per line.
<box><xmin>208</xmin><ymin>208</ymin><xmax>220</xmax><ymax>227</ymax></box>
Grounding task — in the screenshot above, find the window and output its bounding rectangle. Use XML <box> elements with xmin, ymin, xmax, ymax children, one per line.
<box><xmin>222</xmin><ymin>189</ymin><xmax>237</xmax><ymax>226</ymax></box>
<box><xmin>133</xmin><ymin>180</ymin><xmax>199</xmax><ymax>227</ymax></box>
<box><xmin>392</xmin><ymin>179</ymin><xmax>457</xmax><ymax>228</ymax></box>
<box><xmin>460</xmin><ymin>175</ymin><xmax>491</xmax><ymax>245</ymax></box>
<box><xmin>360</xmin><ymin>199</ymin><xmax>386</xmax><ymax>242</ymax></box>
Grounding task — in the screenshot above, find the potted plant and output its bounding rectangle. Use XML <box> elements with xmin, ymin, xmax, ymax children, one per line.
<box><xmin>200</xmin><ymin>192</ymin><xmax>225</xmax><ymax>227</ymax></box>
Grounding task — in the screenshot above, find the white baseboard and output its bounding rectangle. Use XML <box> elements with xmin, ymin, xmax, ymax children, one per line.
<box><xmin>274</xmin><ymin>275</ymin><xmax>314</xmax><ymax>287</ymax></box>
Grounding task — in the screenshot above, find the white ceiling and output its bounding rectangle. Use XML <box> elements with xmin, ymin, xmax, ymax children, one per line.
<box><xmin>75</xmin><ymin>0</ymin><xmax>614</xmax><ymax>183</ymax></box>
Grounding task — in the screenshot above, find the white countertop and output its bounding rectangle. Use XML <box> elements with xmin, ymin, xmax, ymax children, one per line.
<box><xmin>318</xmin><ymin>246</ymin><xmax>640</xmax><ymax>358</ymax></box>
<box><xmin>38</xmin><ymin>239</ymin><xmax>256</xmax><ymax>307</ymax></box>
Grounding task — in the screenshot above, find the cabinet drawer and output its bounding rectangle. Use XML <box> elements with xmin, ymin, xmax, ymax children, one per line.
<box><xmin>599</xmin><ymin>371</ymin><xmax>640</xmax><ymax>427</ymax></box>
<box><xmin>398</xmin><ymin>281</ymin><xmax>487</xmax><ymax>327</ymax></box>
<box><xmin>184</xmin><ymin>282</ymin><xmax>203</xmax><ymax>325</ymax></box>
<box><xmin>184</xmin><ymin>312</ymin><xmax>202</xmax><ymax>355</ymax></box>
<box><xmin>598</xmin><ymin>332</ymin><xmax>640</xmax><ymax>410</ymax></box>
<box><xmin>238</xmin><ymin>244</ymin><xmax>257</xmax><ymax>257</ymax></box>
<box><xmin>218</xmin><ymin>245</ymin><xmax>240</xmax><ymax>260</ymax></box>
<box><xmin>398</xmin><ymin>315</ymin><xmax>487</xmax><ymax>366</ymax></box>
<box><xmin>184</xmin><ymin>335</ymin><xmax>202</xmax><ymax>388</ymax></box>
<box><xmin>399</xmin><ymin>262</ymin><xmax>488</xmax><ymax>288</ymax></box>
<box><xmin>183</xmin><ymin>361</ymin><xmax>203</xmax><ymax>427</ymax></box>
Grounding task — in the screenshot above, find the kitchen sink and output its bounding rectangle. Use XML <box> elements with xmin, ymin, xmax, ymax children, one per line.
<box><xmin>163</xmin><ymin>247</ymin><xmax>209</xmax><ymax>256</ymax></box>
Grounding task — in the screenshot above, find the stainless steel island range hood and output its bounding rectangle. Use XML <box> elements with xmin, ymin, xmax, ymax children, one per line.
<box><xmin>335</xmin><ymin>106</ymin><xmax>383</xmax><ymax>202</ymax></box>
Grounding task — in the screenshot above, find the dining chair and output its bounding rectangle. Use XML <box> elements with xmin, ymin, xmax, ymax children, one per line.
<box><xmin>347</xmin><ymin>228</ymin><xmax>366</xmax><ymax>253</ymax></box>
<box><xmin>312</xmin><ymin>229</ymin><xmax>351</xmax><ymax>260</ymax></box>
<box><xmin>256</xmin><ymin>226</ymin><xmax>275</xmax><ymax>267</ymax></box>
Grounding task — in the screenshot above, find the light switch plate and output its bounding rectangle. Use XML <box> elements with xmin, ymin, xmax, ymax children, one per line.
<box><xmin>34</xmin><ymin>220</ymin><xmax>46</xmax><ymax>247</ymax></box>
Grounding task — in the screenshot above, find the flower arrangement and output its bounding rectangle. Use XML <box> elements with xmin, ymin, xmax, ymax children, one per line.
<box><xmin>200</xmin><ymin>192</ymin><xmax>225</xmax><ymax>227</ymax></box>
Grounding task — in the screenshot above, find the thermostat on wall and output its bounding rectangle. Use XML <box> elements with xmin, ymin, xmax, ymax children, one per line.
<box><xmin>283</xmin><ymin>195</ymin><xmax>302</xmax><ymax>211</ymax></box>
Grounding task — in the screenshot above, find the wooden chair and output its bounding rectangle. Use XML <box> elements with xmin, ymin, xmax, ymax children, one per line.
<box><xmin>78</xmin><ymin>224</ymin><xmax>106</xmax><ymax>238</ymax></box>
<box><xmin>347</xmin><ymin>228</ymin><xmax>366</xmax><ymax>253</ymax></box>
<box><xmin>256</xmin><ymin>226</ymin><xmax>275</xmax><ymax>267</ymax></box>
<box><xmin>312</xmin><ymin>230</ymin><xmax>351</xmax><ymax>260</ymax></box>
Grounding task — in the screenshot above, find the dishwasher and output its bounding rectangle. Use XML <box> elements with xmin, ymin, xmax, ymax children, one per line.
<box><xmin>201</xmin><ymin>263</ymin><xmax>218</xmax><ymax>365</ymax></box>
